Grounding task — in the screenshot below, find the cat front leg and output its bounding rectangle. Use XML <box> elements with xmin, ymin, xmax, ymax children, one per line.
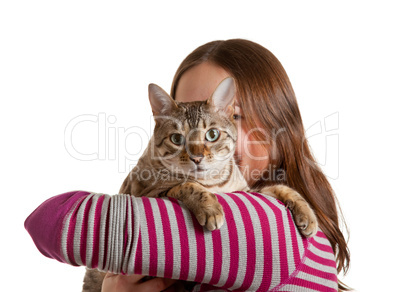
<box><xmin>82</xmin><ymin>269</ymin><xmax>106</xmax><ymax>292</ymax></box>
<box><xmin>255</xmin><ymin>184</ymin><xmax>318</xmax><ymax>237</ymax></box>
<box><xmin>166</xmin><ymin>182</ymin><xmax>224</xmax><ymax>231</ymax></box>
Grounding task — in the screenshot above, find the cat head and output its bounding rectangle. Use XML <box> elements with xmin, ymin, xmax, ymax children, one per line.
<box><xmin>148</xmin><ymin>77</ymin><xmax>237</xmax><ymax>178</ymax></box>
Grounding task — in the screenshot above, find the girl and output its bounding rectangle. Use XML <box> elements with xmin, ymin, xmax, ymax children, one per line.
<box><xmin>103</xmin><ymin>39</ymin><xmax>350</xmax><ymax>291</ymax></box>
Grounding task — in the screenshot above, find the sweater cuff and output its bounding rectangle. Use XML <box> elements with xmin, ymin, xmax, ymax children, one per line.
<box><xmin>24</xmin><ymin>191</ymin><xmax>90</xmax><ymax>264</ymax></box>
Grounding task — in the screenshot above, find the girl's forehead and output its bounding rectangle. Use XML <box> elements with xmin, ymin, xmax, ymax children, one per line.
<box><xmin>175</xmin><ymin>62</ymin><xmax>231</xmax><ymax>103</ymax></box>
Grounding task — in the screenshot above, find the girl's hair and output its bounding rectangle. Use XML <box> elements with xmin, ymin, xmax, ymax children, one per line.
<box><xmin>170</xmin><ymin>39</ymin><xmax>350</xmax><ymax>291</ymax></box>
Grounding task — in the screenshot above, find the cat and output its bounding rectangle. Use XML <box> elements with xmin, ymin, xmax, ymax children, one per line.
<box><xmin>82</xmin><ymin>77</ymin><xmax>318</xmax><ymax>292</ymax></box>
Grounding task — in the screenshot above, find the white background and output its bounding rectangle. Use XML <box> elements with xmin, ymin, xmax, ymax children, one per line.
<box><xmin>1</xmin><ymin>1</ymin><xmax>401</xmax><ymax>291</ymax></box>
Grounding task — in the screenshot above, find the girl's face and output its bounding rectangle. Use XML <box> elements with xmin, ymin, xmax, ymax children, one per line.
<box><xmin>175</xmin><ymin>62</ymin><xmax>269</xmax><ymax>186</ymax></box>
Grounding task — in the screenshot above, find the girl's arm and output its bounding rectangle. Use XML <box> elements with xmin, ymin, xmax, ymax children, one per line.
<box><xmin>25</xmin><ymin>191</ymin><xmax>338</xmax><ymax>292</ymax></box>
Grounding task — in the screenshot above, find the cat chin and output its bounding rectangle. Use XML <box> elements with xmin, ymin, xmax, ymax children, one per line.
<box><xmin>189</xmin><ymin>169</ymin><xmax>208</xmax><ymax>175</ymax></box>
<box><xmin>187</xmin><ymin>171</ymin><xmax>216</xmax><ymax>181</ymax></box>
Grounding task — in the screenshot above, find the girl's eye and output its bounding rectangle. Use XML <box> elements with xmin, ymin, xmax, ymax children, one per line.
<box><xmin>170</xmin><ymin>133</ymin><xmax>185</xmax><ymax>145</ymax></box>
<box><xmin>233</xmin><ymin>114</ymin><xmax>242</xmax><ymax>120</ymax></box>
<box><xmin>205</xmin><ymin>128</ymin><xmax>220</xmax><ymax>142</ymax></box>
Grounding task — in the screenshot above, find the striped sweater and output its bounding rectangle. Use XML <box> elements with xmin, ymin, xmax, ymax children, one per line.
<box><xmin>25</xmin><ymin>191</ymin><xmax>338</xmax><ymax>291</ymax></box>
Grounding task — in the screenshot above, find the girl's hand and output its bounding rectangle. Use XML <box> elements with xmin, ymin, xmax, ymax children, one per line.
<box><xmin>101</xmin><ymin>272</ymin><xmax>177</xmax><ymax>292</ymax></box>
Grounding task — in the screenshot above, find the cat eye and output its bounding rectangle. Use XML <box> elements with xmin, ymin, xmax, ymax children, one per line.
<box><xmin>170</xmin><ymin>133</ymin><xmax>185</xmax><ymax>145</ymax></box>
<box><xmin>205</xmin><ymin>128</ymin><xmax>220</xmax><ymax>142</ymax></box>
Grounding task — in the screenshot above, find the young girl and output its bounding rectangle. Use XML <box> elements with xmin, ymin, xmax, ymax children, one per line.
<box><xmin>103</xmin><ymin>39</ymin><xmax>349</xmax><ymax>291</ymax></box>
<box><xmin>25</xmin><ymin>39</ymin><xmax>350</xmax><ymax>291</ymax></box>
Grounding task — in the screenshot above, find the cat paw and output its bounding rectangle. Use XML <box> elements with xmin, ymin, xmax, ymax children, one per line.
<box><xmin>193</xmin><ymin>193</ymin><xmax>225</xmax><ymax>231</ymax></box>
<box><xmin>287</xmin><ymin>199</ymin><xmax>318</xmax><ymax>237</ymax></box>
<box><xmin>256</xmin><ymin>185</ymin><xmax>318</xmax><ymax>238</ymax></box>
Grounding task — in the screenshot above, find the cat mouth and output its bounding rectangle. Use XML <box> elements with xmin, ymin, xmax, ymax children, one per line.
<box><xmin>191</xmin><ymin>166</ymin><xmax>207</xmax><ymax>173</ymax></box>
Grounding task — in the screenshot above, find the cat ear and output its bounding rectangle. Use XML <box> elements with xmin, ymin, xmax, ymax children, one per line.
<box><xmin>148</xmin><ymin>83</ymin><xmax>177</xmax><ymax>116</ymax></box>
<box><xmin>207</xmin><ymin>77</ymin><xmax>236</xmax><ymax>115</ymax></box>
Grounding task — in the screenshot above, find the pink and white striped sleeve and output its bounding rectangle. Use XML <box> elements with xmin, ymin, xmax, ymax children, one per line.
<box><xmin>25</xmin><ymin>191</ymin><xmax>339</xmax><ymax>292</ymax></box>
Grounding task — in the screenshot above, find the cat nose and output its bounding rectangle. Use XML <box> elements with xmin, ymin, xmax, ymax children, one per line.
<box><xmin>190</xmin><ymin>155</ymin><xmax>204</xmax><ymax>164</ymax></box>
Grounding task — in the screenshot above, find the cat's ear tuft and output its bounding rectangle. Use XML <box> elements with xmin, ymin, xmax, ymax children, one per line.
<box><xmin>148</xmin><ymin>83</ymin><xmax>177</xmax><ymax>117</ymax></box>
<box><xmin>207</xmin><ymin>77</ymin><xmax>236</xmax><ymax>115</ymax></box>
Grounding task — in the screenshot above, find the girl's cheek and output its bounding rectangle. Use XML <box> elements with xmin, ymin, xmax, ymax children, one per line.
<box><xmin>235</xmin><ymin>125</ymin><xmax>246</xmax><ymax>159</ymax></box>
<box><xmin>233</xmin><ymin>128</ymin><xmax>245</xmax><ymax>183</ymax></box>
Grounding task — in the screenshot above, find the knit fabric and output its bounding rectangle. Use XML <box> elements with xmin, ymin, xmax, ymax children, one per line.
<box><xmin>25</xmin><ymin>191</ymin><xmax>338</xmax><ymax>291</ymax></box>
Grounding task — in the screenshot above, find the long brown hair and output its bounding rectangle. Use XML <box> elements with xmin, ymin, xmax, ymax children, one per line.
<box><xmin>170</xmin><ymin>39</ymin><xmax>350</xmax><ymax>291</ymax></box>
